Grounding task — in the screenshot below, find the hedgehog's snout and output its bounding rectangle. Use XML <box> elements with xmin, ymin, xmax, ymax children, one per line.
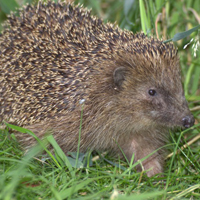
<box><xmin>182</xmin><ymin>115</ymin><xmax>194</xmax><ymax>128</ymax></box>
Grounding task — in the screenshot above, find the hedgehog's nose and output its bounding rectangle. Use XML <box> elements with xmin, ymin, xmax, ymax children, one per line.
<box><xmin>182</xmin><ymin>115</ymin><xmax>195</xmax><ymax>128</ymax></box>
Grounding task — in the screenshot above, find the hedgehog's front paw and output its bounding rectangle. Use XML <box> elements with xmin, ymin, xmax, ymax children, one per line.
<box><xmin>140</xmin><ymin>158</ymin><xmax>163</xmax><ymax>177</ymax></box>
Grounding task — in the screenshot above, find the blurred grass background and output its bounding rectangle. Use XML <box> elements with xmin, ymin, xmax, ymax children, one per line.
<box><xmin>0</xmin><ymin>0</ymin><xmax>200</xmax><ymax>199</ymax></box>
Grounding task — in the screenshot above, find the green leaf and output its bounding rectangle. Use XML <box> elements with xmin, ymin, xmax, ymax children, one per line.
<box><xmin>123</xmin><ymin>0</ymin><xmax>135</xmax><ymax>26</ymax></box>
<box><xmin>5</xmin><ymin>122</ymin><xmax>62</xmax><ymax>169</ymax></box>
<box><xmin>173</xmin><ymin>24</ymin><xmax>200</xmax><ymax>41</ymax></box>
<box><xmin>46</xmin><ymin>135</ymin><xmax>74</xmax><ymax>173</ymax></box>
<box><xmin>191</xmin><ymin>63</ymin><xmax>200</xmax><ymax>95</ymax></box>
<box><xmin>184</xmin><ymin>63</ymin><xmax>195</xmax><ymax>96</ymax></box>
<box><xmin>0</xmin><ymin>144</ymin><xmax>43</xmax><ymax>200</ymax></box>
<box><xmin>5</xmin><ymin>122</ymin><xmax>36</xmax><ymax>137</ymax></box>
<box><xmin>164</xmin><ymin>24</ymin><xmax>200</xmax><ymax>43</ymax></box>
<box><xmin>57</xmin><ymin>177</ymin><xmax>106</xmax><ymax>199</ymax></box>
<box><xmin>124</xmin><ymin>0</ymin><xmax>135</xmax><ymax>16</ymax></box>
<box><xmin>139</xmin><ymin>0</ymin><xmax>149</xmax><ymax>34</ymax></box>
<box><xmin>0</xmin><ymin>0</ymin><xmax>19</xmax><ymax>14</ymax></box>
<box><xmin>115</xmin><ymin>191</ymin><xmax>164</xmax><ymax>200</ymax></box>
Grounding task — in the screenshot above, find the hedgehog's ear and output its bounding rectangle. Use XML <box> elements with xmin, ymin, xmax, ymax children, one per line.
<box><xmin>113</xmin><ymin>67</ymin><xmax>126</xmax><ymax>90</ymax></box>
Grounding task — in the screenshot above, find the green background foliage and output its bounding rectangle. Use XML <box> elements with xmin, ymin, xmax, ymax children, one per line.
<box><xmin>0</xmin><ymin>0</ymin><xmax>200</xmax><ymax>199</ymax></box>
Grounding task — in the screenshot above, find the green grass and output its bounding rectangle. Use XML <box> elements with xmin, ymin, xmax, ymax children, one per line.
<box><xmin>1</xmin><ymin>126</ymin><xmax>200</xmax><ymax>199</ymax></box>
<box><xmin>0</xmin><ymin>0</ymin><xmax>200</xmax><ymax>199</ymax></box>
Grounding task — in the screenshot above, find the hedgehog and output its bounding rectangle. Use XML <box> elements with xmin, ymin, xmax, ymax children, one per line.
<box><xmin>0</xmin><ymin>1</ymin><xmax>194</xmax><ymax>177</ymax></box>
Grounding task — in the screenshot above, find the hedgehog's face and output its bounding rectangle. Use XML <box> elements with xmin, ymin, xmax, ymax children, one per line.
<box><xmin>113</xmin><ymin>62</ymin><xmax>194</xmax><ymax>130</ymax></box>
<box><xmin>135</xmin><ymin>83</ymin><xmax>194</xmax><ymax>129</ymax></box>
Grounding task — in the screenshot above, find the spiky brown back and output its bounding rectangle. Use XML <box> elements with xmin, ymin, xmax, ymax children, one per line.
<box><xmin>0</xmin><ymin>1</ymin><xmax>178</xmax><ymax>126</ymax></box>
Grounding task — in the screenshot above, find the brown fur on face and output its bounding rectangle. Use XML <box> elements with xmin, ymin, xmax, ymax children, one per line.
<box><xmin>0</xmin><ymin>1</ymin><xmax>194</xmax><ymax>176</ymax></box>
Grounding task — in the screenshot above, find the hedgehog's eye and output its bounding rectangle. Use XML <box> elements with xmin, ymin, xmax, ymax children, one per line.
<box><xmin>148</xmin><ymin>89</ymin><xmax>157</xmax><ymax>96</ymax></box>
